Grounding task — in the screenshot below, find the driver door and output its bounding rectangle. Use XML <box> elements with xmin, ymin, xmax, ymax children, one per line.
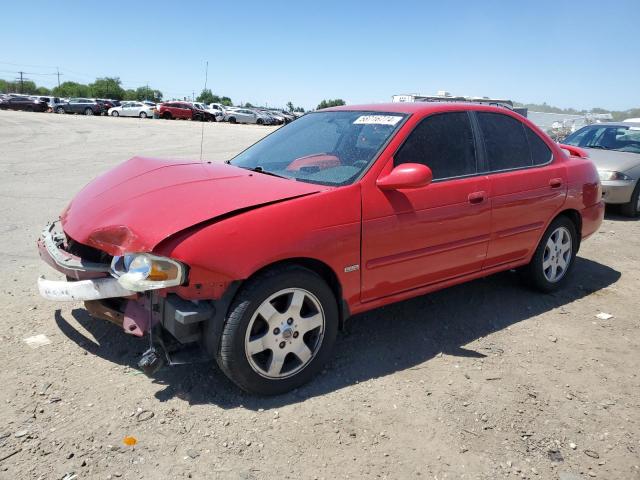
<box><xmin>361</xmin><ymin>111</ymin><xmax>491</xmax><ymax>302</ymax></box>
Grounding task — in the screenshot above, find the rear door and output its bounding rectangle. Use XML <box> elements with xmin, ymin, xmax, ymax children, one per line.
<box><xmin>475</xmin><ymin>111</ymin><xmax>567</xmax><ymax>268</ymax></box>
<box><xmin>361</xmin><ymin>111</ymin><xmax>491</xmax><ymax>301</ymax></box>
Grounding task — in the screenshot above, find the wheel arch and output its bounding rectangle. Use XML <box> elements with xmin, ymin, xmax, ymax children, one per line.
<box><xmin>202</xmin><ymin>257</ymin><xmax>349</xmax><ymax>359</ymax></box>
<box><xmin>242</xmin><ymin>257</ymin><xmax>349</xmax><ymax>328</ymax></box>
<box><xmin>556</xmin><ymin>208</ymin><xmax>582</xmax><ymax>251</ymax></box>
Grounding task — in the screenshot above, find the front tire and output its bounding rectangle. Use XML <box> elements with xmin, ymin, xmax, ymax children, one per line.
<box><xmin>111</xmin><ymin>110</ymin><xmax>119</xmax><ymax>117</ymax></box>
<box><xmin>620</xmin><ymin>181</ymin><xmax>640</xmax><ymax>217</ymax></box>
<box><xmin>55</xmin><ymin>107</ymin><xmax>65</xmax><ymax>114</ymax></box>
<box><xmin>520</xmin><ymin>216</ymin><xmax>578</xmax><ymax>292</ymax></box>
<box><xmin>139</xmin><ymin>111</ymin><xmax>147</xmax><ymax>118</ymax></box>
<box><xmin>228</xmin><ymin>117</ymin><xmax>236</xmax><ymax>124</ymax></box>
<box><xmin>217</xmin><ymin>266</ymin><xmax>338</xmax><ymax>395</ymax></box>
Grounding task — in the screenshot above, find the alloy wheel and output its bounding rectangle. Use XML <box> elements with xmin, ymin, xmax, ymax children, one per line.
<box><xmin>244</xmin><ymin>288</ymin><xmax>325</xmax><ymax>379</ymax></box>
<box><xmin>542</xmin><ymin>226</ymin><xmax>572</xmax><ymax>283</ymax></box>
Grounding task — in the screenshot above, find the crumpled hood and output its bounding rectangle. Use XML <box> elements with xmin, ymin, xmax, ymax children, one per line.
<box><xmin>61</xmin><ymin>157</ymin><xmax>324</xmax><ymax>255</ymax></box>
<box><xmin>583</xmin><ymin>148</ymin><xmax>640</xmax><ymax>173</ymax></box>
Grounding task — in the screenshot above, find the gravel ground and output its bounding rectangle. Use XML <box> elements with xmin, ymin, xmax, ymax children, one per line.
<box><xmin>0</xmin><ymin>110</ymin><xmax>639</xmax><ymax>480</ymax></box>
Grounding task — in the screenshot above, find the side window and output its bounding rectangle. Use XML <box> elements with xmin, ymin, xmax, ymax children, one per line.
<box><xmin>477</xmin><ymin>112</ymin><xmax>531</xmax><ymax>171</ymax></box>
<box><xmin>525</xmin><ymin>126</ymin><xmax>552</xmax><ymax>165</ymax></box>
<box><xmin>394</xmin><ymin>112</ymin><xmax>477</xmax><ymax>180</ymax></box>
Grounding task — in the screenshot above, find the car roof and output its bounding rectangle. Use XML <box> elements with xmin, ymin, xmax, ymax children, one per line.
<box><xmin>580</xmin><ymin>121</ymin><xmax>640</xmax><ymax>127</ymax></box>
<box><xmin>324</xmin><ymin>102</ymin><xmax>519</xmax><ymax>115</ymax></box>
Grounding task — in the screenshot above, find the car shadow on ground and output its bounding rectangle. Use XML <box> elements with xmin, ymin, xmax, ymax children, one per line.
<box><xmin>604</xmin><ymin>205</ymin><xmax>638</xmax><ymax>221</ymax></box>
<box><xmin>54</xmin><ymin>257</ymin><xmax>620</xmax><ymax>409</ymax></box>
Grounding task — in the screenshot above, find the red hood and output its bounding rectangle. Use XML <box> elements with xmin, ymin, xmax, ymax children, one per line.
<box><xmin>61</xmin><ymin>157</ymin><xmax>324</xmax><ymax>255</ymax></box>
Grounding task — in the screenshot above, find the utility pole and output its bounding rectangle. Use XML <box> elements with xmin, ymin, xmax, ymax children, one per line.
<box><xmin>56</xmin><ymin>67</ymin><xmax>61</xmax><ymax>88</ymax></box>
<box><xmin>146</xmin><ymin>82</ymin><xmax>149</xmax><ymax>101</ymax></box>
<box><xmin>192</xmin><ymin>91</ymin><xmax>195</xmax><ymax>101</ymax></box>
<box><xmin>17</xmin><ymin>71</ymin><xmax>25</xmax><ymax>93</ymax></box>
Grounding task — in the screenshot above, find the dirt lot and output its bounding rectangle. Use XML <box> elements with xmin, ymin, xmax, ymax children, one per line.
<box><xmin>0</xmin><ymin>110</ymin><xmax>638</xmax><ymax>480</ymax></box>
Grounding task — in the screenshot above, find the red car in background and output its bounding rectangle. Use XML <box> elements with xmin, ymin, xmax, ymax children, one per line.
<box><xmin>37</xmin><ymin>102</ymin><xmax>604</xmax><ymax>395</ymax></box>
<box><xmin>155</xmin><ymin>101</ymin><xmax>212</xmax><ymax>121</ymax></box>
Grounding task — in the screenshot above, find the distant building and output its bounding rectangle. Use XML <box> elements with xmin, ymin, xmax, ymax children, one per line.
<box><xmin>392</xmin><ymin>92</ymin><xmax>516</xmax><ymax>111</ymax></box>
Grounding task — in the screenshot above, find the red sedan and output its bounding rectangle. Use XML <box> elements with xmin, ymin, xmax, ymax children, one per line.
<box><xmin>37</xmin><ymin>102</ymin><xmax>604</xmax><ymax>394</ymax></box>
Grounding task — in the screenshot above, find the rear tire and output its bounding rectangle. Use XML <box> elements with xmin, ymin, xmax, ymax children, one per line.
<box><xmin>228</xmin><ymin>117</ymin><xmax>236</xmax><ymax>124</ymax></box>
<box><xmin>55</xmin><ymin>107</ymin><xmax>65</xmax><ymax>114</ymax></box>
<box><xmin>216</xmin><ymin>266</ymin><xmax>338</xmax><ymax>395</ymax></box>
<box><xmin>257</xmin><ymin>118</ymin><xmax>263</xmax><ymax>125</ymax></box>
<box><xmin>84</xmin><ymin>108</ymin><xmax>93</xmax><ymax>116</ymax></box>
<box><xmin>111</xmin><ymin>111</ymin><xmax>119</xmax><ymax>117</ymax></box>
<box><xmin>519</xmin><ymin>216</ymin><xmax>578</xmax><ymax>292</ymax></box>
<box><xmin>620</xmin><ymin>181</ymin><xmax>640</xmax><ymax>217</ymax></box>
<box><xmin>162</xmin><ymin>112</ymin><xmax>172</xmax><ymax>120</ymax></box>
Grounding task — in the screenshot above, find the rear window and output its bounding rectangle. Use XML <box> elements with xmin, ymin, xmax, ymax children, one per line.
<box><xmin>525</xmin><ymin>126</ymin><xmax>553</xmax><ymax>165</ymax></box>
<box><xmin>477</xmin><ymin>112</ymin><xmax>531</xmax><ymax>171</ymax></box>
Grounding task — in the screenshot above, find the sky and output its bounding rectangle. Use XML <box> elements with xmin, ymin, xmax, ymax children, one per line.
<box><xmin>1</xmin><ymin>0</ymin><xmax>639</xmax><ymax>111</ymax></box>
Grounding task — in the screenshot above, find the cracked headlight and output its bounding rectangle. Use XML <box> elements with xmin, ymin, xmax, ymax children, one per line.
<box><xmin>598</xmin><ymin>170</ymin><xmax>631</xmax><ymax>181</ymax></box>
<box><xmin>111</xmin><ymin>254</ymin><xmax>185</xmax><ymax>292</ymax></box>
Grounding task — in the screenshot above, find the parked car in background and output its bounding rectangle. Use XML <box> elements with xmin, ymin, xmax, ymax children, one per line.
<box><xmin>96</xmin><ymin>99</ymin><xmax>119</xmax><ymax>114</ymax></box>
<box><xmin>225</xmin><ymin>108</ymin><xmax>272</xmax><ymax>125</ymax></box>
<box><xmin>191</xmin><ymin>102</ymin><xmax>224</xmax><ymax>122</ymax></box>
<box><xmin>0</xmin><ymin>96</ymin><xmax>48</xmax><ymax>112</ymax></box>
<box><xmin>155</xmin><ymin>101</ymin><xmax>196</xmax><ymax>120</ymax></box>
<box><xmin>209</xmin><ymin>103</ymin><xmax>227</xmax><ymax>118</ymax></box>
<box><xmin>109</xmin><ymin>101</ymin><xmax>155</xmax><ymax>118</ymax></box>
<box><xmin>37</xmin><ymin>102</ymin><xmax>603</xmax><ymax>395</ymax></box>
<box><xmin>563</xmin><ymin>122</ymin><xmax>640</xmax><ymax>216</ymax></box>
<box><xmin>56</xmin><ymin>98</ymin><xmax>104</xmax><ymax>116</ymax></box>
<box><xmin>32</xmin><ymin>96</ymin><xmax>65</xmax><ymax>112</ymax></box>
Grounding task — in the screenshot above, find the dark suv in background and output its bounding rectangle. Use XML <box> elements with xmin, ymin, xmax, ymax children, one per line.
<box><xmin>0</xmin><ymin>96</ymin><xmax>48</xmax><ymax>112</ymax></box>
<box><xmin>56</xmin><ymin>98</ymin><xmax>104</xmax><ymax>116</ymax></box>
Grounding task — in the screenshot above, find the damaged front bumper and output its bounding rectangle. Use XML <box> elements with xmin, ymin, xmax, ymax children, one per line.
<box><xmin>37</xmin><ymin>221</ymin><xmax>217</xmax><ymax>368</ymax></box>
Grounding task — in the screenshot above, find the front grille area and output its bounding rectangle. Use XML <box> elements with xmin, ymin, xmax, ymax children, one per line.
<box><xmin>66</xmin><ymin>235</ymin><xmax>112</xmax><ymax>265</ymax></box>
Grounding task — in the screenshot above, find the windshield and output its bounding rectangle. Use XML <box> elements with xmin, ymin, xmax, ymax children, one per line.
<box><xmin>563</xmin><ymin>125</ymin><xmax>640</xmax><ymax>154</ymax></box>
<box><xmin>230</xmin><ymin>111</ymin><xmax>406</xmax><ymax>186</ymax></box>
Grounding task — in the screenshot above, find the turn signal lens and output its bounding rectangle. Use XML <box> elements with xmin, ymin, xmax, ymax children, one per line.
<box><xmin>111</xmin><ymin>253</ymin><xmax>185</xmax><ymax>292</ymax></box>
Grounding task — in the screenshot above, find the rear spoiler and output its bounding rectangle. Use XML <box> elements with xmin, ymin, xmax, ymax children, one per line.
<box><xmin>558</xmin><ymin>144</ymin><xmax>589</xmax><ymax>159</ymax></box>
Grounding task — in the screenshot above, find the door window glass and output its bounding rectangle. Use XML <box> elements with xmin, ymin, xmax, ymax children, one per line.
<box><xmin>394</xmin><ymin>112</ymin><xmax>477</xmax><ymax>180</ymax></box>
<box><xmin>477</xmin><ymin>112</ymin><xmax>531</xmax><ymax>171</ymax></box>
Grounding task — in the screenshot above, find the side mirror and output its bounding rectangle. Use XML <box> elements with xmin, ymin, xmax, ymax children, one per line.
<box><xmin>377</xmin><ymin>163</ymin><xmax>433</xmax><ymax>190</ymax></box>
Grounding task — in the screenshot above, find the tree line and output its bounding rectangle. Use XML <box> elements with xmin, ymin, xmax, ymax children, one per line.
<box><xmin>0</xmin><ymin>76</ymin><xmax>164</xmax><ymax>102</ymax></box>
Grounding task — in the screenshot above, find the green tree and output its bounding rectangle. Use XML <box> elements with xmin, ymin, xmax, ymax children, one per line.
<box><xmin>0</xmin><ymin>79</ymin><xmax>15</xmax><ymax>93</ymax></box>
<box><xmin>52</xmin><ymin>81</ymin><xmax>91</xmax><ymax>98</ymax></box>
<box><xmin>286</xmin><ymin>101</ymin><xmax>294</xmax><ymax>112</ymax></box>
<box><xmin>244</xmin><ymin>102</ymin><xmax>254</xmax><ymax>108</ymax></box>
<box><xmin>316</xmin><ymin>98</ymin><xmax>345</xmax><ymax>110</ymax></box>
<box><xmin>196</xmin><ymin>88</ymin><xmax>215</xmax><ymax>104</ymax></box>
<box><xmin>219</xmin><ymin>96</ymin><xmax>233</xmax><ymax>106</ymax></box>
<box><xmin>35</xmin><ymin>86</ymin><xmax>51</xmax><ymax>95</ymax></box>
<box><xmin>135</xmin><ymin>86</ymin><xmax>162</xmax><ymax>102</ymax></box>
<box><xmin>89</xmin><ymin>77</ymin><xmax>125</xmax><ymax>100</ymax></box>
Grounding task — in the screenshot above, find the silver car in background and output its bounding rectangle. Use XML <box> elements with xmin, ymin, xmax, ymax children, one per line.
<box><xmin>563</xmin><ymin>122</ymin><xmax>640</xmax><ymax>216</ymax></box>
<box><xmin>224</xmin><ymin>108</ymin><xmax>272</xmax><ymax>125</ymax></box>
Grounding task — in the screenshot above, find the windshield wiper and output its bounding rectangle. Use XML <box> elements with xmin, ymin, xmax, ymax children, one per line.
<box><xmin>243</xmin><ymin>165</ymin><xmax>290</xmax><ymax>180</ymax></box>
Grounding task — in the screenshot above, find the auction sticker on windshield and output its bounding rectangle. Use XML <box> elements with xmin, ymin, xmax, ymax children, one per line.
<box><xmin>353</xmin><ymin>115</ymin><xmax>403</xmax><ymax>125</ymax></box>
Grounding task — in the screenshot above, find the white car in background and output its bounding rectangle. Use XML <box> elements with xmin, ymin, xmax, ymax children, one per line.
<box><xmin>108</xmin><ymin>101</ymin><xmax>154</xmax><ymax>118</ymax></box>
<box><xmin>209</xmin><ymin>103</ymin><xmax>227</xmax><ymax>117</ymax></box>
